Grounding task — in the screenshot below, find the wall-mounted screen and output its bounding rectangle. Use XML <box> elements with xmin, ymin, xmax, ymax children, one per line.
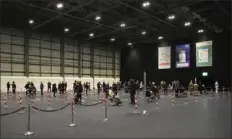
<box><xmin>158</xmin><ymin>46</ymin><xmax>171</xmax><ymax>69</ymax></box>
<box><xmin>196</xmin><ymin>41</ymin><xmax>213</xmax><ymax>67</ymax></box>
<box><xmin>176</xmin><ymin>44</ymin><xmax>190</xmax><ymax>68</ymax></box>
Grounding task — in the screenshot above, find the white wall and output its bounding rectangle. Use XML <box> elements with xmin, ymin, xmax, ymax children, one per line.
<box><xmin>1</xmin><ymin>76</ymin><xmax>120</xmax><ymax>93</ymax></box>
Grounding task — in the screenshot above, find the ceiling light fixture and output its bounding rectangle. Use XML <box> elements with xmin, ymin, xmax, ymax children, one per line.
<box><xmin>56</xmin><ymin>2</ymin><xmax>64</xmax><ymax>9</ymax></box>
<box><xmin>89</xmin><ymin>33</ymin><xmax>94</xmax><ymax>37</ymax></box>
<box><xmin>168</xmin><ymin>15</ymin><xmax>175</xmax><ymax>20</ymax></box>
<box><xmin>142</xmin><ymin>1</ymin><xmax>150</xmax><ymax>8</ymax></box>
<box><xmin>64</xmin><ymin>28</ymin><xmax>69</xmax><ymax>32</ymax></box>
<box><xmin>184</xmin><ymin>22</ymin><xmax>191</xmax><ymax>26</ymax></box>
<box><xmin>128</xmin><ymin>42</ymin><xmax>132</xmax><ymax>46</ymax></box>
<box><xmin>95</xmin><ymin>15</ymin><xmax>101</xmax><ymax>21</ymax></box>
<box><xmin>141</xmin><ymin>31</ymin><xmax>147</xmax><ymax>35</ymax></box>
<box><xmin>28</xmin><ymin>19</ymin><xmax>34</xmax><ymax>25</ymax></box>
<box><xmin>198</xmin><ymin>29</ymin><xmax>204</xmax><ymax>33</ymax></box>
<box><xmin>158</xmin><ymin>36</ymin><xmax>163</xmax><ymax>40</ymax></box>
<box><xmin>120</xmin><ymin>23</ymin><xmax>126</xmax><ymax>28</ymax></box>
<box><xmin>110</xmin><ymin>38</ymin><xmax>115</xmax><ymax>41</ymax></box>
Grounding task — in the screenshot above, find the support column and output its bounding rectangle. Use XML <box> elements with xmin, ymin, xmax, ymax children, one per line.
<box><xmin>144</xmin><ymin>71</ymin><xmax>146</xmax><ymax>93</ymax></box>
<box><xmin>90</xmin><ymin>43</ymin><xmax>94</xmax><ymax>89</ymax></box>
<box><xmin>112</xmin><ymin>51</ymin><xmax>116</xmax><ymax>79</ymax></box>
<box><xmin>60</xmin><ymin>38</ymin><xmax>64</xmax><ymax>80</ymax></box>
<box><xmin>24</xmin><ymin>31</ymin><xmax>29</xmax><ymax>77</ymax></box>
<box><xmin>78</xmin><ymin>42</ymin><xmax>81</xmax><ymax>78</ymax></box>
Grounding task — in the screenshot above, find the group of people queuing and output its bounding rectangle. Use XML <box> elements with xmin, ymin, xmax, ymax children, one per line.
<box><xmin>6</xmin><ymin>81</ymin><xmax>16</xmax><ymax>94</ymax></box>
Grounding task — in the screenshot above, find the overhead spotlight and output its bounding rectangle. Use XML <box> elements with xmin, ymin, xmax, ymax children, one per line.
<box><xmin>198</xmin><ymin>29</ymin><xmax>204</xmax><ymax>33</ymax></box>
<box><xmin>141</xmin><ymin>31</ymin><xmax>147</xmax><ymax>35</ymax></box>
<box><xmin>110</xmin><ymin>38</ymin><xmax>115</xmax><ymax>42</ymax></box>
<box><xmin>184</xmin><ymin>22</ymin><xmax>191</xmax><ymax>26</ymax></box>
<box><xmin>120</xmin><ymin>23</ymin><xmax>126</xmax><ymax>28</ymax></box>
<box><xmin>95</xmin><ymin>15</ymin><xmax>101</xmax><ymax>21</ymax></box>
<box><xmin>64</xmin><ymin>28</ymin><xmax>69</xmax><ymax>32</ymax></box>
<box><xmin>56</xmin><ymin>2</ymin><xmax>64</xmax><ymax>9</ymax></box>
<box><xmin>128</xmin><ymin>42</ymin><xmax>132</xmax><ymax>46</ymax></box>
<box><xmin>89</xmin><ymin>33</ymin><xmax>94</xmax><ymax>37</ymax></box>
<box><xmin>158</xmin><ymin>36</ymin><xmax>163</xmax><ymax>40</ymax></box>
<box><xmin>28</xmin><ymin>19</ymin><xmax>34</xmax><ymax>25</ymax></box>
<box><xmin>142</xmin><ymin>1</ymin><xmax>150</xmax><ymax>8</ymax></box>
<box><xmin>168</xmin><ymin>15</ymin><xmax>175</xmax><ymax>20</ymax></box>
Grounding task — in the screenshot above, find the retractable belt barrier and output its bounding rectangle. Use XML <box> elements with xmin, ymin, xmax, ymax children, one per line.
<box><xmin>32</xmin><ymin>103</ymin><xmax>70</xmax><ymax>112</ymax></box>
<box><xmin>0</xmin><ymin>107</ymin><xmax>26</xmax><ymax>117</ymax></box>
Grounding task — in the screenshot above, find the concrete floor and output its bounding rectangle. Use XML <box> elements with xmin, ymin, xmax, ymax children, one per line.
<box><xmin>1</xmin><ymin>90</ymin><xmax>231</xmax><ymax>138</ymax></box>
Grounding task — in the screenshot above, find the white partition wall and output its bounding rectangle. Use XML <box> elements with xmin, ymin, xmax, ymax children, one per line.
<box><xmin>0</xmin><ymin>27</ymin><xmax>120</xmax><ymax>93</ymax></box>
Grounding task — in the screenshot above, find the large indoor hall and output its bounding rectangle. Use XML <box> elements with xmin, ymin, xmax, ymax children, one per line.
<box><xmin>0</xmin><ymin>0</ymin><xmax>231</xmax><ymax>138</ymax></box>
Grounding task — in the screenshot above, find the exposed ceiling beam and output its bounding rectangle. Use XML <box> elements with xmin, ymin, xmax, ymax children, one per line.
<box><xmin>32</xmin><ymin>0</ymin><xmax>97</xmax><ymax>29</ymax></box>
<box><xmin>118</xmin><ymin>1</ymin><xmax>185</xmax><ymax>33</ymax></box>
<box><xmin>71</xmin><ymin>18</ymin><xmax>135</xmax><ymax>36</ymax></box>
<box><xmin>84</xmin><ymin>3</ymin><xmax>121</xmax><ymax>19</ymax></box>
<box><xmin>33</xmin><ymin>0</ymin><xmax>59</xmax><ymax>20</ymax></box>
<box><xmin>214</xmin><ymin>0</ymin><xmax>231</xmax><ymax>17</ymax></box>
<box><xmin>86</xmin><ymin>25</ymin><xmax>138</xmax><ymax>40</ymax></box>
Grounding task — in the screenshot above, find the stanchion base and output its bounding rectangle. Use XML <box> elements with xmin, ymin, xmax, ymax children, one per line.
<box><xmin>68</xmin><ymin>123</ymin><xmax>77</xmax><ymax>127</ymax></box>
<box><xmin>24</xmin><ymin>131</ymin><xmax>34</xmax><ymax>136</ymax></box>
<box><xmin>133</xmin><ymin>109</ymin><xmax>140</xmax><ymax>114</ymax></box>
<box><xmin>46</xmin><ymin>107</ymin><xmax>52</xmax><ymax>110</ymax></box>
<box><xmin>18</xmin><ymin>110</ymin><xmax>24</xmax><ymax>114</ymax></box>
<box><xmin>4</xmin><ymin>105</ymin><xmax>8</xmax><ymax>108</ymax></box>
<box><xmin>103</xmin><ymin>118</ymin><xmax>108</xmax><ymax>122</ymax></box>
<box><xmin>141</xmin><ymin>110</ymin><xmax>148</xmax><ymax>116</ymax></box>
<box><xmin>171</xmin><ymin>103</ymin><xmax>175</xmax><ymax>106</ymax></box>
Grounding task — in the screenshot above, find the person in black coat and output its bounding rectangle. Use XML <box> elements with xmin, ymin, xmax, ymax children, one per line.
<box><xmin>7</xmin><ymin>82</ymin><xmax>10</xmax><ymax>93</ymax></box>
<box><xmin>163</xmin><ymin>81</ymin><xmax>168</xmax><ymax>95</ymax></box>
<box><xmin>112</xmin><ymin>82</ymin><xmax>118</xmax><ymax>96</ymax></box>
<box><xmin>64</xmin><ymin>82</ymin><xmax>67</xmax><ymax>92</ymax></box>
<box><xmin>52</xmin><ymin>83</ymin><xmax>57</xmax><ymax>97</ymax></box>
<box><xmin>97</xmin><ymin>82</ymin><xmax>101</xmax><ymax>95</ymax></box>
<box><xmin>40</xmin><ymin>82</ymin><xmax>44</xmax><ymax>95</ymax></box>
<box><xmin>47</xmin><ymin>81</ymin><xmax>51</xmax><ymax>91</ymax></box>
<box><xmin>58</xmin><ymin>82</ymin><xmax>61</xmax><ymax>94</ymax></box>
<box><xmin>12</xmin><ymin>81</ymin><xmax>16</xmax><ymax>94</ymax></box>
<box><xmin>129</xmin><ymin>79</ymin><xmax>136</xmax><ymax>105</ymax></box>
<box><xmin>77</xmin><ymin>82</ymin><xmax>83</xmax><ymax>104</ymax></box>
<box><xmin>25</xmin><ymin>82</ymin><xmax>30</xmax><ymax>95</ymax></box>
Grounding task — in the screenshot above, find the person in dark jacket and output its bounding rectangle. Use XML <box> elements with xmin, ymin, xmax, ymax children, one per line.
<box><xmin>47</xmin><ymin>82</ymin><xmax>51</xmax><ymax>91</ymax></box>
<box><xmin>163</xmin><ymin>81</ymin><xmax>168</xmax><ymax>95</ymax></box>
<box><xmin>97</xmin><ymin>82</ymin><xmax>101</xmax><ymax>95</ymax></box>
<box><xmin>61</xmin><ymin>82</ymin><xmax>65</xmax><ymax>94</ymax></box>
<box><xmin>73</xmin><ymin>80</ymin><xmax>77</xmax><ymax>94</ymax></box>
<box><xmin>78</xmin><ymin>82</ymin><xmax>83</xmax><ymax>104</ymax></box>
<box><xmin>25</xmin><ymin>82</ymin><xmax>30</xmax><ymax>95</ymax></box>
<box><xmin>52</xmin><ymin>83</ymin><xmax>57</xmax><ymax>97</ymax></box>
<box><xmin>112</xmin><ymin>82</ymin><xmax>118</xmax><ymax>96</ymax></box>
<box><xmin>129</xmin><ymin>79</ymin><xmax>136</xmax><ymax>105</ymax></box>
<box><xmin>58</xmin><ymin>82</ymin><xmax>61</xmax><ymax>94</ymax></box>
<box><xmin>64</xmin><ymin>82</ymin><xmax>67</xmax><ymax>92</ymax></box>
<box><xmin>12</xmin><ymin>81</ymin><xmax>16</xmax><ymax>94</ymax></box>
<box><xmin>40</xmin><ymin>82</ymin><xmax>44</xmax><ymax>95</ymax></box>
<box><xmin>7</xmin><ymin>82</ymin><xmax>10</xmax><ymax>93</ymax></box>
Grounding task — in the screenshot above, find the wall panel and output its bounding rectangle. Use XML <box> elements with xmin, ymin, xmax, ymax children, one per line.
<box><xmin>41</xmin><ymin>49</ymin><xmax>51</xmax><ymax>57</ymax></box>
<box><xmin>1</xmin><ymin>44</ymin><xmax>11</xmax><ymax>53</ymax></box>
<box><xmin>12</xmin><ymin>36</ymin><xmax>24</xmax><ymax>45</ymax></box>
<box><xmin>29</xmin><ymin>47</ymin><xmax>40</xmax><ymax>56</ymax></box>
<box><xmin>12</xmin><ymin>64</ymin><xmax>24</xmax><ymax>72</ymax></box>
<box><xmin>0</xmin><ymin>34</ymin><xmax>11</xmax><ymax>43</ymax></box>
<box><xmin>65</xmin><ymin>67</ymin><xmax>73</xmax><ymax>73</ymax></box>
<box><xmin>41</xmin><ymin>40</ymin><xmax>50</xmax><ymax>49</ymax></box>
<box><xmin>1</xmin><ymin>63</ymin><xmax>11</xmax><ymax>71</ymax></box>
<box><xmin>12</xmin><ymin>55</ymin><xmax>24</xmax><ymax>63</ymax></box>
<box><xmin>29</xmin><ymin>65</ymin><xmax>40</xmax><ymax>72</ymax></box>
<box><xmin>41</xmin><ymin>66</ymin><xmax>51</xmax><ymax>73</ymax></box>
<box><xmin>12</xmin><ymin>45</ymin><xmax>24</xmax><ymax>54</ymax></box>
<box><xmin>29</xmin><ymin>39</ymin><xmax>40</xmax><ymax>47</ymax></box>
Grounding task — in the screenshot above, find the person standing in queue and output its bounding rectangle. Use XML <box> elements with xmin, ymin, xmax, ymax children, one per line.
<box><xmin>47</xmin><ymin>81</ymin><xmax>51</xmax><ymax>92</ymax></box>
<box><xmin>129</xmin><ymin>79</ymin><xmax>136</xmax><ymax>105</ymax></box>
<box><xmin>61</xmin><ymin>82</ymin><xmax>65</xmax><ymax>94</ymax></box>
<box><xmin>58</xmin><ymin>82</ymin><xmax>61</xmax><ymax>94</ymax></box>
<box><xmin>163</xmin><ymin>81</ymin><xmax>168</xmax><ymax>95</ymax></box>
<box><xmin>64</xmin><ymin>82</ymin><xmax>67</xmax><ymax>92</ymax></box>
<box><xmin>78</xmin><ymin>81</ymin><xmax>83</xmax><ymax>104</ymax></box>
<box><xmin>112</xmin><ymin>82</ymin><xmax>118</xmax><ymax>97</ymax></box>
<box><xmin>52</xmin><ymin>83</ymin><xmax>57</xmax><ymax>97</ymax></box>
<box><xmin>97</xmin><ymin>82</ymin><xmax>101</xmax><ymax>95</ymax></box>
<box><xmin>40</xmin><ymin>82</ymin><xmax>44</xmax><ymax>95</ymax></box>
<box><xmin>12</xmin><ymin>81</ymin><xmax>16</xmax><ymax>94</ymax></box>
<box><xmin>7</xmin><ymin>82</ymin><xmax>10</xmax><ymax>94</ymax></box>
<box><xmin>74</xmin><ymin>81</ymin><xmax>79</xmax><ymax>103</ymax></box>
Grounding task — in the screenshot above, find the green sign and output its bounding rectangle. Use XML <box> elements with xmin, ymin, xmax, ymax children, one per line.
<box><xmin>196</xmin><ymin>41</ymin><xmax>212</xmax><ymax>67</ymax></box>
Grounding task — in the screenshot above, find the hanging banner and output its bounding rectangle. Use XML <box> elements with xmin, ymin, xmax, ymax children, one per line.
<box><xmin>158</xmin><ymin>46</ymin><xmax>171</xmax><ymax>69</ymax></box>
<box><xmin>196</xmin><ymin>41</ymin><xmax>212</xmax><ymax>67</ymax></box>
<box><xmin>176</xmin><ymin>44</ymin><xmax>190</xmax><ymax>68</ymax></box>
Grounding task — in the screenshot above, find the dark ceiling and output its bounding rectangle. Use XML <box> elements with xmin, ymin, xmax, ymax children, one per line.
<box><xmin>0</xmin><ymin>0</ymin><xmax>231</xmax><ymax>48</ymax></box>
